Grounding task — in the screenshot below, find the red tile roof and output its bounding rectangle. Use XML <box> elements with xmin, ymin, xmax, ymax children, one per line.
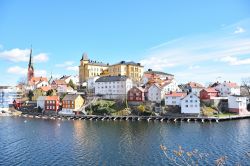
<box><xmin>187</xmin><ymin>82</ymin><xmax>204</xmax><ymax>88</ymax></box>
<box><xmin>166</xmin><ymin>92</ymin><xmax>187</xmax><ymax>97</ymax></box>
<box><xmin>203</xmin><ymin>88</ymin><xmax>218</xmax><ymax>93</ymax></box>
<box><xmin>45</xmin><ymin>96</ymin><xmax>59</xmax><ymax>101</ymax></box>
<box><xmin>40</xmin><ymin>86</ymin><xmax>51</xmax><ymax>92</ymax></box>
<box><xmin>226</xmin><ymin>82</ymin><xmax>239</xmax><ymax>88</ymax></box>
<box><xmin>53</xmin><ymin>80</ymin><xmax>67</xmax><ymax>85</ymax></box>
<box><xmin>29</xmin><ymin>77</ymin><xmax>48</xmax><ymax>85</ymax></box>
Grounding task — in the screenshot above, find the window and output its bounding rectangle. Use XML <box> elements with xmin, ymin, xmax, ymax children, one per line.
<box><xmin>172</xmin><ymin>97</ymin><xmax>176</xmax><ymax>99</ymax></box>
<box><xmin>190</xmin><ymin>95</ymin><xmax>193</xmax><ymax>98</ymax></box>
<box><xmin>190</xmin><ymin>105</ymin><xmax>193</xmax><ymax>107</ymax></box>
<box><xmin>166</xmin><ymin>97</ymin><xmax>168</xmax><ymax>99</ymax></box>
<box><xmin>186</xmin><ymin>105</ymin><xmax>188</xmax><ymax>107</ymax></box>
<box><xmin>185</xmin><ymin>100</ymin><xmax>188</xmax><ymax>102</ymax></box>
<box><xmin>190</xmin><ymin>100</ymin><xmax>193</xmax><ymax>102</ymax></box>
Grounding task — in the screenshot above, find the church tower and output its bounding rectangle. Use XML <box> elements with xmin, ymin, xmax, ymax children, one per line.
<box><xmin>27</xmin><ymin>47</ymin><xmax>34</xmax><ymax>83</ymax></box>
<box><xmin>79</xmin><ymin>52</ymin><xmax>89</xmax><ymax>85</ymax></box>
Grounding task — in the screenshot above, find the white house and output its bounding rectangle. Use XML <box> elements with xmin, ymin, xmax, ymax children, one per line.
<box><xmin>148</xmin><ymin>84</ymin><xmax>163</xmax><ymax>103</ymax></box>
<box><xmin>60</xmin><ymin>75</ymin><xmax>79</xmax><ymax>85</ymax></box>
<box><xmin>57</xmin><ymin>85</ymin><xmax>76</xmax><ymax>94</ymax></box>
<box><xmin>228</xmin><ymin>95</ymin><xmax>249</xmax><ymax>115</ymax></box>
<box><xmin>94</xmin><ymin>76</ymin><xmax>133</xmax><ymax>99</ymax></box>
<box><xmin>165</xmin><ymin>92</ymin><xmax>187</xmax><ymax>106</ymax></box>
<box><xmin>184</xmin><ymin>82</ymin><xmax>204</xmax><ymax>95</ymax></box>
<box><xmin>160</xmin><ymin>79</ymin><xmax>181</xmax><ymax>94</ymax></box>
<box><xmin>87</xmin><ymin>76</ymin><xmax>100</xmax><ymax>91</ymax></box>
<box><xmin>148</xmin><ymin>80</ymin><xmax>181</xmax><ymax>103</ymax></box>
<box><xmin>215</xmin><ymin>82</ymin><xmax>240</xmax><ymax>97</ymax></box>
<box><xmin>35</xmin><ymin>80</ymin><xmax>49</xmax><ymax>89</ymax></box>
<box><xmin>181</xmin><ymin>92</ymin><xmax>200</xmax><ymax>114</ymax></box>
<box><xmin>37</xmin><ymin>96</ymin><xmax>46</xmax><ymax>110</ymax></box>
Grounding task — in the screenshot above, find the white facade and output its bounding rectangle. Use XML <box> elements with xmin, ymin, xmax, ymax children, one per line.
<box><xmin>191</xmin><ymin>87</ymin><xmax>203</xmax><ymax>96</ymax></box>
<box><xmin>57</xmin><ymin>85</ymin><xmax>76</xmax><ymax>93</ymax></box>
<box><xmin>228</xmin><ymin>95</ymin><xmax>249</xmax><ymax>115</ymax></box>
<box><xmin>165</xmin><ymin>93</ymin><xmax>186</xmax><ymax>106</ymax></box>
<box><xmin>181</xmin><ymin>93</ymin><xmax>200</xmax><ymax>114</ymax></box>
<box><xmin>161</xmin><ymin>79</ymin><xmax>181</xmax><ymax>94</ymax></box>
<box><xmin>65</xmin><ymin>75</ymin><xmax>79</xmax><ymax>85</ymax></box>
<box><xmin>87</xmin><ymin>76</ymin><xmax>100</xmax><ymax>90</ymax></box>
<box><xmin>94</xmin><ymin>77</ymin><xmax>133</xmax><ymax>99</ymax></box>
<box><xmin>215</xmin><ymin>82</ymin><xmax>240</xmax><ymax>97</ymax></box>
<box><xmin>35</xmin><ymin>81</ymin><xmax>49</xmax><ymax>89</ymax></box>
<box><xmin>37</xmin><ymin>96</ymin><xmax>46</xmax><ymax>110</ymax></box>
<box><xmin>148</xmin><ymin>84</ymin><xmax>163</xmax><ymax>103</ymax></box>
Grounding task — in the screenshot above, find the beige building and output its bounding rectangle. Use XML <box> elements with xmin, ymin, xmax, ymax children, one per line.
<box><xmin>79</xmin><ymin>53</ymin><xmax>108</xmax><ymax>85</ymax></box>
<box><xmin>107</xmin><ymin>61</ymin><xmax>144</xmax><ymax>83</ymax></box>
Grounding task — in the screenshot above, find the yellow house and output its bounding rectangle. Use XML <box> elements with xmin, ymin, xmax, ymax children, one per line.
<box><xmin>79</xmin><ymin>53</ymin><xmax>108</xmax><ymax>85</ymax></box>
<box><xmin>108</xmin><ymin>61</ymin><xmax>144</xmax><ymax>83</ymax></box>
<box><xmin>62</xmin><ymin>94</ymin><xmax>84</xmax><ymax>112</ymax></box>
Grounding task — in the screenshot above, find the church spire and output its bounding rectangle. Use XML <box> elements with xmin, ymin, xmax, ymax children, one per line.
<box><xmin>28</xmin><ymin>46</ymin><xmax>33</xmax><ymax>69</ymax></box>
<box><xmin>27</xmin><ymin>45</ymin><xmax>34</xmax><ymax>83</ymax></box>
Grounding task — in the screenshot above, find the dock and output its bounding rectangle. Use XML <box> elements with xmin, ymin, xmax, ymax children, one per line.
<box><xmin>18</xmin><ymin>113</ymin><xmax>250</xmax><ymax>123</ymax></box>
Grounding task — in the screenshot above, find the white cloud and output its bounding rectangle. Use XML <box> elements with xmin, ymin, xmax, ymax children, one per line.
<box><xmin>7</xmin><ymin>66</ymin><xmax>26</xmax><ymax>75</ymax></box>
<box><xmin>34</xmin><ymin>53</ymin><xmax>49</xmax><ymax>62</ymax></box>
<box><xmin>7</xmin><ymin>66</ymin><xmax>47</xmax><ymax>77</ymax></box>
<box><xmin>0</xmin><ymin>48</ymin><xmax>48</xmax><ymax>62</ymax></box>
<box><xmin>56</xmin><ymin>61</ymin><xmax>78</xmax><ymax>72</ymax></box>
<box><xmin>0</xmin><ymin>44</ymin><xmax>3</xmax><ymax>50</ymax></box>
<box><xmin>234</xmin><ymin>27</ymin><xmax>245</xmax><ymax>34</ymax></box>
<box><xmin>220</xmin><ymin>56</ymin><xmax>250</xmax><ymax>65</ymax></box>
<box><xmin>140</xmin><ymin>19</ymin><xmax>250</xmax><ymax>84</ymax></box>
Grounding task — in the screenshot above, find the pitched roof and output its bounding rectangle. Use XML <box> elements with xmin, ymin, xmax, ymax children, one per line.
<box><xmin>144</xmin><ymin>70</ymin><xmax>174</xmax><ymax>76</ymax></box>
<box><xmin>29</xmin><ymin>77</ymin><xmax>48</xmax><ymax>85</ymax></box>
<box><xmin>60</xmin><ymin>75</ymin><xmax>71</xmax><ymax>80</ymax></box>
<box><xmin>129</xmin><ymin>86</ymin><xmax>145</xmax><ymax>92</ymax></box>
<box><xmin>112</xmin><ymin>61</ymin><xmax>143</xmax><ymax>66</ymax></box>
<box><xmin>53</xmin><ymin>79</ymin><xmax>67</xmax><ymax>85</ymax></box>
<box><xmin>187</xmin><ymin>82</ymin><xmax>204</xmax><ymax>88</ymax></box>
<box><xmin>202</xmin><ymin>88</ymin><xmax>218</xmax><ymax>93</ymax></box>
<box><xmin>226</xmin><ymin>82</ymin><xmax>239</xmax><ymax>88</ymax></box>
<box><xmin>62</xmin><ymin>94</ymin><xmax>82</xmax><ymax>101</ymax></box>
<box><xmin>40</xmin><ymin>86</ymin><xmax>51</xmax><ymax>92</ymax></box>
<box><xmin>46</xmin><ymin>96</ymin><xmax>59</xmax><ymax>101</ymax></box>
<box><xmin>166</xmin><ymin>92</ymin><xmax>187</xmax><ymax>97</ymax></box>
<box><xmin>96</xmin><ymin>76</ymin><xmax>129</xmax><ymax>82</ymax></box>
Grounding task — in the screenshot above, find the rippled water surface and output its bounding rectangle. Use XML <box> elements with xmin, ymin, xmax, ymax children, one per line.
<box><xmin>0</xmin><ymin>117</ymin><xmax>250</xmax><ymax>165</ymax></box>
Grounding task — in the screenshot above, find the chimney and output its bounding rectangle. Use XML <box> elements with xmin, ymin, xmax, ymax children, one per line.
<box><xmin>137</xmin><ymin>63</ymin><xmax>141</xmax><ymax>66</ymax></box>
<box><xmin>148</xmin><ymin>69</ymin><xmax>152</xmax><ymax>71</ymax></box>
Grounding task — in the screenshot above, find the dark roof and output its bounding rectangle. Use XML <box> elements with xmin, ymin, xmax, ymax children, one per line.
<box><xmin>96</xmin><ymin>76</ymin><xmax>129</xmax><ymax>82</ymax></box>
<box><xmin>88</xmin><ymin>60</ymin><xmax>108</xmax><ymax>66</ymax></box>
<box><xmin>112</xmin><ymin>61</ymin><xmax>143</xmax><ymax>66</ymax></box>
<box><xmin>144</xmin><ymin>70</ymin><xmax>174</xmax><ymax>76</ymax></box>
<box><xmin>62</xmin><ymin>94</ymin><xmax>82</xmax><ymax>101</ymax></box>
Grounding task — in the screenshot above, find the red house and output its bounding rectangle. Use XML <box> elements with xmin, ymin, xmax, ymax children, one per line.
<box><xmin>44</xmin><ymin>96</ymin><xmax>60</xmax><ymax>112</ymax></box>
<box><xmin>128</xmin><ymin>87</ymin><xmax>145</xmax><ymax>102</ymax></box>
<box><xmin>200</xmin><ymin>88</ymin><xmax>219</xmax><ymax>100</ymax></box>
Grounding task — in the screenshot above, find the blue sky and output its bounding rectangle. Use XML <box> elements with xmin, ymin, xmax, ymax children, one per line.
<box><xmin>0</xmin><ymin>0</ymin><xmax>250</xmax><ymax>86</ymax></box>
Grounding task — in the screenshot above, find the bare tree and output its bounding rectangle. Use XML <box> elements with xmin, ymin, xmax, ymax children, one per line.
<box><xmin>17</xmin><ymin>76</ymin><xmax>27</xmax><ymax>86</ymax></box>
<box><xmin>241</xmin><ymin>77</ymin><xmax>250</xmax><ymax>96</ymax></box>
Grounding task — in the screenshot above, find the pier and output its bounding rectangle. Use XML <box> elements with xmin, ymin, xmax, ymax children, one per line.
<box><xmin>18</xmin><ymin>113</ymin><xmax>250</xmax><ymax>123</ymax></box>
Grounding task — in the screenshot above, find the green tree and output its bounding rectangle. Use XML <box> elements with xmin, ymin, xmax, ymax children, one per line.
<box><xmin>68</xmin><ymin>79</ymin><xmax>76</xmax><ymax>90</ymax></box>
<box><xmin>27</xmin><ymin>90</ymin><xmax>34</xmax><ymax>101</ymax></box>
<box><xmin>46</xmin><ymin>89</ymin><xmax>54</xmax><ymax>96</ymax></box>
